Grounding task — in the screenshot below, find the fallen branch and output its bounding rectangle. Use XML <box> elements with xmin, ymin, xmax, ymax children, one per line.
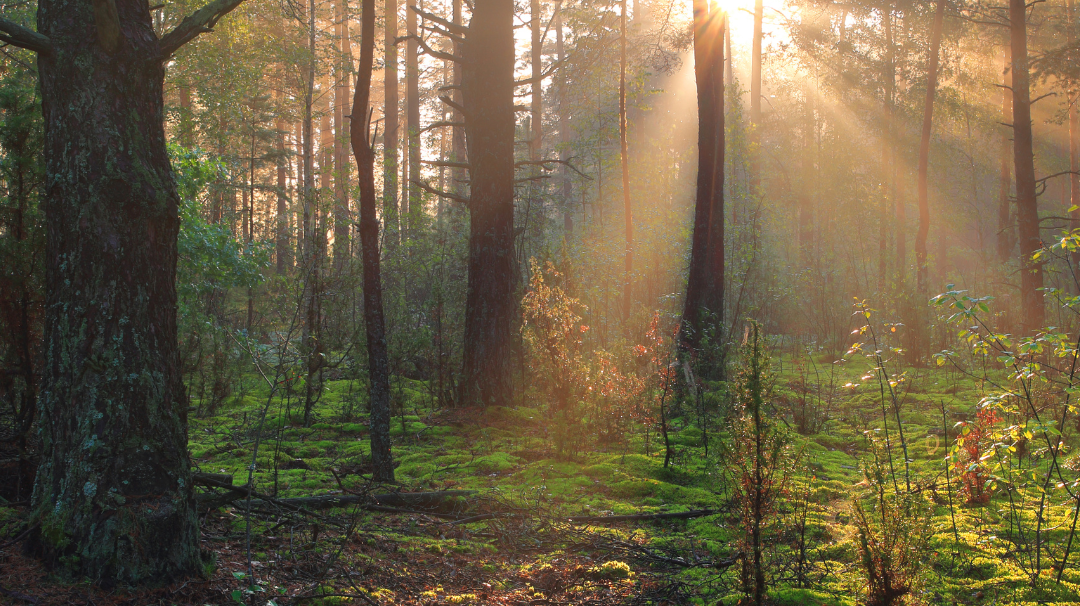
<box><xmin>565</xmin><ymin>509</ymin><xmax>717</xmax><ymax>523</ymax></box>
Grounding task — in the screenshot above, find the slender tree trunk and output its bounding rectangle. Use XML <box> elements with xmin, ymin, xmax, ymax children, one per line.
<box><xmin>28</xmin><ymin>0</ymin><xmax>203</xmax><ymax>584</ymax></box>
<box><xmin>879</xmin><ymin>6</ymin><xmax>893</xmax><ymax>289</ymax></box>
<box><xmin>1011</xmin><ymin>0</ymin><xmax>1044</xmax><ymax>332</ymax></box>
<box><xmin>451</xmin><ymin>0</ymin><xmax>466</xmax><ymax>201</ymax></box>
<box><xmin>916</xmin><ymin>0</ymin><xmax>945</xmax><ymax>295</ymax></box>
<box><xmin>680</xmin><ymin>0</ymin><xmax>724</xmax><ymax>359</ymax></box>
<box><xmin>799</xmin><ymin>89</ymin><xmax>813</xmax><ymax>260</ymax></box>
<box><xmin>998</xmin><ymin>46</ymin><xmax>1015</xmax><ymax>263</ymax></box>
<box><xmin>749</xmin><ymin>0</ymin><xmax>762</xmax><ymax>202</ymax></box>
<box><xmin>556</xmin><ymin>0</ymin><xmax>571</xmax><ymax>236</ymax></box>
<box><xmin>1069</xmin><ymin>0</ymin><xmax>1080</xmax><ymax>277</ymax></box>
<box><xmin>406</xmin><ymin>0</ymin><xmax>421</xmax><ymax>234</ymax></box>
<box><xmin>277</xmin><ymin>69</ymin><xmax>291</xmax><ymax>274</ymax></box>
<box><xmin>460</xmin><ymin>0</ymin><xmax>516</xmax><ymax>407</ymax></box>
<box><xmin>351</xmin><ymin>0</ymin><xmax>395</xmax><ymax>482</ymax></box>
<box><xmin>620</xmin><ymin>0</ymin><xmax>632</xmax><ymax>321</ymax></box>
<box><xmin>179</xmin><ymin>83</ymin><xmax>193</xmax><ymax>147</ymax></box>
<box><xmin>302</xmin><ymin>0</ymin><xmax>324</xmax><ymax>426</ymax></box>
<box><xmin>334</xmin><ymin>0</ymin><xmax>352</xmax><ymax>265</ymax></box>
<box><xmin>531</xmin><ymin>0</ymin><xmax>544</xmax><ymax>242</ymax></box>
<box><xmin>384</xmin><ymin>0</ymin><xmax>400</xmax><ymax>244</ymax></box>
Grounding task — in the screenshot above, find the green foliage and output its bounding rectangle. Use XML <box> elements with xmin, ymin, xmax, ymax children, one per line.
<box><xmin>172</xmin><ymin>144</ymin><xmax>270</xmax><ymax>300</ymax></box>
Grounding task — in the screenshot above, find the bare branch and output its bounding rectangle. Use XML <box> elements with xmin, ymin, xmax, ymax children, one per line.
<box><xmin>421</xmin><ymin>159</ymin><xmax>470</xmax><ymax>169</ymax></box>
<box><xmin>419</xmin><ymin>120</ymin><xmax>466</xmax><ymax>134</ymax></box>
<box><xmin>411</xmin><ymin>6</ymin><xmax>467</xmax><ymax>35</ymax></box>
<box><xmin>0</xmin><ymin>18</ymin><xmax>51</xmax><ymax>55</ymax></box>
<box><xmin>438</xmin><ymin>95</ymin><xmax>467</xmax><ymax>116</ymax></box>
<box><xmin>413</xmin><ymin>179</ymin><xmax>469</xmax><ymax>204</ymax></box>
<box><xmin>407</xmin><ymin>34</ymin><xmax>460</xmax><ymax>63</ymax></box>
<box><xmin>159</xmin><ymin>0</ymin><xmax>246</xmax><ymax>58</ymax></box>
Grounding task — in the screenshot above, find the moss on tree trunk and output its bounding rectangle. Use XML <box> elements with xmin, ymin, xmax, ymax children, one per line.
<box><xmin>26</xmin><ymin>0</ymin><xmax>200</xmax><ymax>586</ymax></box>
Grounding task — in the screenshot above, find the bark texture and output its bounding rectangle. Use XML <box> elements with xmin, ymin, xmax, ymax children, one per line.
<box><xmin>28</xmin><ymin>0</ymin><xmax>200</xmax><ymax>585</ymax></box>
<box><xmin>351</xmin><ymin>0</ymin><xmax>394</xmax><ymax>482</ymax></box>
<box><xmin>459</xmin><ymin>0</ymin><xmax>516</xmax><ymax>407</ymax></box>
<box><xmin>680</xmin><ymin>0</ymin><xmax>724</xmax><ymax>359</ymax></box>
<box><xmin>1010</xmin><ymin>0</ymin><xmax>1044</xmax><ymax>332</ymax></box>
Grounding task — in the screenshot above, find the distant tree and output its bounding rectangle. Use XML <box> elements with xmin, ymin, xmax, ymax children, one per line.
<box><xmin>915</xmin><ymin>0</ymin><xmax>945</xmax><ymax>298</ymax></box>
<box><xmin>0</xmin><ymin>0</ymin><xmax>245</xmax><ymax>584</ymax></box>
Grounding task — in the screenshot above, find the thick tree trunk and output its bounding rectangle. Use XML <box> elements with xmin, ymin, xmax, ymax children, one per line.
<box><xmin>406</xmin><ymin>0</ymin><xmax>421</xmax><ymax>234</ymax></box>
<box><xmin>351</xmin><ymin>0</ymin><xmax>395</xmax><ymax>482</ymax></box>
<box><xmin>1010</xmin><ymin>0</ymin><xmax>1044</xmax><ymax>332</ymax></box>
<box><xmin>916</xmin><ymin>0</ymin><xmax>945</xmax><ymax>295</ymax></box>
<box><xmin>680</xmin><ymin>0</ymin><xmax>724</xmax><ymax>359</ymax></box>
<box><xmin>384</xmin><ymin>0</ymin><xmax>400</xmax><ymax>245</ymax></box>
<box><xmin>28</xmin><ymin>0</ymin><xmax>199</xmax><ymax>585</ymax></box>
<box><xmin>459</xmin><ymin>0</ymin><xmax>516</xmax><ymax>407</ymax></box>
<box><xmin>619</xmin><ymin>0</ymin><xmax>632</xmax><ymax>321</ymax></box>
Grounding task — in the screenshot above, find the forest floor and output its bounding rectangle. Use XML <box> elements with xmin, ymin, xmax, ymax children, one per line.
<box><xmin>3</xmin><ymin>351</ymin><xmax>1080</xmax><ymax>605</ymax></box>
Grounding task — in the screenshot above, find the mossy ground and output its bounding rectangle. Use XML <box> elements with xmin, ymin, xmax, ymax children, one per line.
<box><xmin>2</xmin><ymin>351</ymin><xmax>1080</xmax><ymax>604</ymax></box>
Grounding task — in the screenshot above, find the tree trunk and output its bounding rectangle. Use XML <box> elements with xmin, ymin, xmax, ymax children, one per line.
<box><xmin>451</xmin><ymin>0</ymin><xmax>466</xmax><ymax>200</ymax></box>
<box><xmin>749</xmin><ymin>0</ymin><xmax>762</xmax><ymax>205</ymax></box>
<box><xmin>406</xmin><ymin>0</ymin><xmax>421</xmax><ymax>234</ymax></box>
<box><xmin>384</xmin><ymin>0</ymin><xmax>400</xmax><ymax>245</ymax></box>
<box><xmin>556</xmin><ymin>0</ymin><xmax>572</xmax><ymax>237</ymax></box>
<box><xmin>878</xmin><ymin>6</ymin><xmax>893</xmax><ymax>289</ymax></box>
<box><xmin>530</xmin><ymin>0</ymin><xmax>544</xmax><ymax>245</ymax></box>
<box><xmin>28</xmin><ymin>0</ymin><xmax>203</xmax><ymax>585</ymax></box>
<box><xmin>998</xmin><ymin>46</ymin><xmax>1015</xmax><ymax>263</ymax></box>
<box><xmin>302</xmin><ymin>0</ymin><xmax>324</xmax><ymax>426</ymax></box>
<box><xmin>334</xmin><ymin>0</ymin><xmax>352</xmax><ymax>266</ymax></box>
<box><xmin>1069</xmin><ymin>0</ymin><xmax>1080</xmax><ymax>278</ymax></box>
<box><xmin>1011</xmin><ymin>0</ymin><xmax>1044</xmax><ymax>332</ymax></box>
<box><xmin>351</xmin><ymin>0</ymin><xmax>395</xmax><ymax>482</ymax></box>
<box><xmin>276</xmin><ymin>71</ymin><xmax>291</xmax><ymax>274</ymax></box>
<box><xmin>459</xmin><ymin>0</ymin><xmax>516</xmax><ymax>407</ymax></box>
<box><xmin>915</xmin><ymin>0</ymin><xmax>945</xmax><ymax>296</ymax></box>
<box><xmin>619</xmin><ymin>0</ymin><xmax>632</xmax><ymax>321</ymax></box>
<box><xmin>680</xmin><ymin>0</ymin><xmax>724</xmax><ymax>359</ymax></box>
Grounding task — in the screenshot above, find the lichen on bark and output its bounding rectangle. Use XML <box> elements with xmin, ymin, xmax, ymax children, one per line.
<box><xmin>26</xmin><ymin>0</ymin><xmax>200</xmax><ymax>586</ymax></box>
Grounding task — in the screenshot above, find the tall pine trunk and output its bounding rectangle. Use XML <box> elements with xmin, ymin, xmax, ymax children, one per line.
<box><xmin>460</xmin><ymin>0</ymin><xmax>516</xmax><ymax>407</ymax></box>
<box><xmin>384</xmin><ymin>0</ymin><xmax>400</xmax><ymax>245</ymax></box>
<box><xmin>1010</xmin><ymin>0</ymin><xmax>1044</xmax><ymax>332</ymax></box>
<box><xmin>351</xmin><ymin>0</ymin><xmax>395</xmax><ymax>482</ymax></box>
<box><xmin>680</xmin><ymin>0</ymin><xmax>724</xmax><ymax>362</ymax></box>
<box><xmin>406</xmin><ymin>0</ymin><xmax>421</xmax><ymax>234</ymax></box>
<box><xmin>619</xmin><ymin>0</ymin><xmax>632</xmax><ymax>321</ymax></box>
<box><xmin>556</xmin><ymin>0</ymin><xmax>572</xmax><ymax>236</ymax></box>
<box><xmin>915</xmin><ymin>0</ymin><xmax>945</xmax><ymax>296</ymax></box>
<box><xmin>997</xmin><ymin>47</ymin><xmax>1015</xmax><ymax>263</ymax></box>
<box><xmin>334</xmin><ymin>0</ymin><xmax>352</xmax><ymax>265</ymax></box>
